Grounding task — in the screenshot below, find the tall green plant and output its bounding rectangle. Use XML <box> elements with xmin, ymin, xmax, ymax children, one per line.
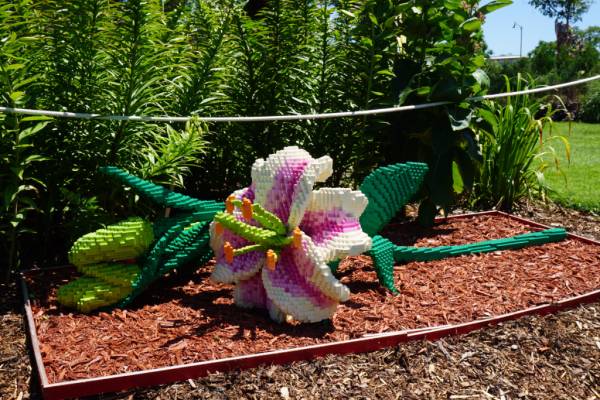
<box><xmin>0</xmin><ymin>0</ymin><xmax>220</xmax><ymax>268</ymax></box>
<box><xmin>473</xmin><ymin>74</ymin><xmax>570</xmax><ymax>207</ymax></box>
<box><xmin>0</xmin><ymin>0</ymin><xmax>524</xmax><ymax>269</ymax></box>
<box><xmin>300</xmin><ymin>0</ymin><xmax>357</xmax><ymax>186</ymax></box>
<box><xmin>30</xmin><ymin>0</ymin><xmax>113</xmax><ymax>258</ymax></box>
<box><xmin>0</xmin><ymin>1</ymin><xmax>51</xmax><ymax>281</ymax></box>
<box><xmin>341</xmin><ymin>0</ymin><xmax>404</xmax><ymax>187</ymax></box>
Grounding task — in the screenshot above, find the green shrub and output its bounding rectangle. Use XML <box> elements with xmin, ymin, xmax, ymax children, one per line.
<box><xmin>486</xmin><ymin>36</ymin><xmax>600</xmax><ymax>99</ymax></box>
<box><xmin>473</xmin><ymin>74</ymin><xmax>570</xmax><ymax>208</ymax></box>
<box><xmin>1</xmin><ymin>0</ymin><xmax>511</xmax><ymax>272</ymax></box>
<box><xmin>581</xmin><ymin>80</ymin><xmax>600</xmax><ymax>123</ymax></box>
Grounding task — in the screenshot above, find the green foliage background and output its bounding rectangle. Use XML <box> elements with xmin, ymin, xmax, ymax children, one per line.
<box><xmin>486</xmin><ymin>25</ymin><xmax>600</xmax><ymax>98</ymax></box>
<box><xmin>0</xmin><ymin>0</ymin><xmax>510</xmax><ymax>270</ymax></box>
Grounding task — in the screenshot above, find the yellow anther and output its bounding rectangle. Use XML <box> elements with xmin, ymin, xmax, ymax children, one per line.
<box><xmin>266</xmin><ymin>250</ymin><xmax>276</xmax><ymax>270</ymax></box>
<box><xmin>226</xmin><ymin>195</ymin><xmax>236</xmax><ymax>215</ymax></box>
<box><xmin>293</xmin><ymin>227</ymin><xmax>302</xmax><ymax>249</ymax></box>
<box><xmin>242</xmin><ymin>198</ymin><xmax>253</xmax><ymax>221</ymax></box>
<box><xmin>215</xmin><ymin>221</ymin><xmax>224</xmax><ymax>236</ymax></box>
<box><xmin>224</xmin><ymin>242</ymin><xmax>234</xmax><ymax>263</ymax></box>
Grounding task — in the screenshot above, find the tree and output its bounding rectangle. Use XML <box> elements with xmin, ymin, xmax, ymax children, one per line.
<box><xmin>529</xmin><ymin>40</ymin><xmax>557</xmax><ymax>75</ymax></box>
<box><xmin>576</xmin><ymin>25</ymin><xmax>600</xmax><ymax>50</ymax></box>
<box><xmin>528</xmin><ymin>0</ymin><xmax>593</xmax><ymax>25</ymax></box>
<box><xmin>529</xmin><ymin>0</ymin><xmax>593</xmax><ymax>57</ymax></box>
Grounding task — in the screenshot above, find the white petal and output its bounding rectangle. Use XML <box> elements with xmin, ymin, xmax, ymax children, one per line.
<box><xmin>301</xmin><ymin>232</ymin><xmax>351</xmax><ymax>302</ymax></box>
<box><xmin>252</xmin><ymin>147</ymin><xmax>314</xmax><ymax>208</ymax></box>
<box><xmin>300</xmin><ymin>188</ymin><xmax>372</xmax><ymax>263</ymax></box>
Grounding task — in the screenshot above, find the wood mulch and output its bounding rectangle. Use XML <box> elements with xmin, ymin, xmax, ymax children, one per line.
<box><xmin>0</xmin><ymin>280</ymin><xmax>42</xmax><ymax>400</ymax></box>
<box><xmin>105</xmin><ymin>301</ymin><xmax>600</xmax><ymax>399</ymax></box>
<box><xmin>511</xmin><ymin>203</ymin><xmax>600</xmax><ymax>242</ymax></box>
<box><xmin>25</xmin><ymin>214</ymin><xmax>600</xmax><ymax>385</ymax></box>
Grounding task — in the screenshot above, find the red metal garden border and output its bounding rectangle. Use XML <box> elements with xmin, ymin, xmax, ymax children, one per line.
<box><xmin>21</xmin><ymin>210</ymin><xmax>600</xmax><ymax>399</ymax></box>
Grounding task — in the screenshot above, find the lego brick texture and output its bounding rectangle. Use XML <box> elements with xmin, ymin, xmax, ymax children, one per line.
<box><xmin>359</xmin><ymin>162</ymin><xmax>428</xmax><ymax>237</ymax></box>
<box><xmin>394</xmin><ymin>228</ymin><xmax>568</xmax><ymax>262</ymax></box>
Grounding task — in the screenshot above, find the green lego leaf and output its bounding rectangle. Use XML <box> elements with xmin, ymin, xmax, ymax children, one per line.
<box><xmin>156</xmin><ymin>221</ymin><xmax>213</xmax><ymax>277</ymax></box>
<box><xmin>99</xmin><ymin>166</ymin><xmax>225</xmax><ymax>214</ymax></box>
<box><xmin>59</xmin><ymin>169</ymin><xmax>226</xmax><ymax>314</ymax></box>
<box><xmin>327</xmin><ymin>259</ymin><xmax>342</xmax><ymax>273</ymax></box>
<box><xmin>360</xmin><ymin>162</ymin><xmax>428</xmax><ymax>237</ymax></box>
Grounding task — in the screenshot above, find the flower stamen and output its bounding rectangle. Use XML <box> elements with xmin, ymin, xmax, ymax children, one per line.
<box><xmin>266</xmin><ymin>250</ymin><xmax>277</xmax><ymax>270</ymax></box>
<box><xmin>215</xmin><ymin>221</ymin><xmax>224</xmax><ymax>235</ymax></box>
<box><xmin>224</xmin><ymin>242</ymin><xmax>234</xmax><ymax>263</ymax></box>
<box><xmin>226</xmin><ymin>195</ymin><xmax>236</xmax><ymax>215</ymax></box>
<box><xmin>242</xmin><ymin>198</ymin><xmax>253</xmax><ymax>221</ymax></box>
<box><xmin>293</xmin><ymin>227</ymin><xmax>302</xmax><ymax>249</ymax></box>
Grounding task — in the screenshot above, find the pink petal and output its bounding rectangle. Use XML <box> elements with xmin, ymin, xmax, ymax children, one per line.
<box><xmin>210</xmin><ymin>217</ymin><xmax>265</xmax><ymax>284</ymax></box>
<box><xmin>232</xmin><ymin>183</ymin><xmax>256</xmax><ymax>203</ymax></box>
<box><xmin>299</xmin><ymin>188</ymin><xmax>372</xmax><ymax>263</ymax></box>
<box><xmin>234</xmin><ymin>273</ymin><xmax>268</xmax><ymax>309</ymax></box>
<box><xmin>251</xmin><ymin>147</ymin><xmax>332</xmax><ymax>227</ymax></box>
<box><xmin>262</xmin><ymin>233</ymin><xmax>349</xmax><ymax>323</ymax></box>
<box><xmin>286</xmin><ymin>156</ymin><xmax>333</xmax><ymax>229</ymax></box>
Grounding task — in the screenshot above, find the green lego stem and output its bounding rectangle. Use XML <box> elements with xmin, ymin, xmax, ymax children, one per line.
<box><xmin>253</xmin><ymin>212</ymin><xmax>274</xmax><ymax>230</ymax></box>
<box><xmin>367</xmin><ymin>229</ymin><xmax>568</xmax><ymax>295</ymax></box>
<box><xmin>215</xmin><ymin>212</ymin><xmax>277</xmax><ymax>244</ymax></box>
<box><xmin>393</xmin><ymin>228</ymin><xmax>567</xmax><ymax>263</ymax></box>
<box><xmin>271</xmin><ymin>247</ymin><xmax>282</xmax><ymax>261</ymax></box>
<box><xmin>267</xmin><ymin>235</ymin><xmax>295</xmax><ymax>247</ymax></box>
<box><xmin>234</xmin><ymin>243</ymin><xmax>269</xmax><ymax>256</ymax></box>
<box><xmin>99</xmin><ymin>166</ymin><xmax>225</xmax><ymax>214</ymax></box>
<box><xmin>229</xmin><ymin>199</ymin><xmax>243</xmax><ymax>208</ymax></box>
<box><xmin>225</xmin><ymin>200</ymin><xmax>287</xmax><ymax>236</ymax></box>
<box><xmin>214</xmin><ymin>212</ymin><xmax>293</xmax><ymax>248</ymax></box>
<box><xmin>252</xmin><ymin>204</ymin><xmax>287</xmax><ymax>235</ymax></box>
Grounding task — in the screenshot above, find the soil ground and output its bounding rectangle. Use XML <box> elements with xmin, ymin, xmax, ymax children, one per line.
<box><xmin>2</xmin><ymin>204</ymin><xmax>600</xmax><ymax>399</ymax></box>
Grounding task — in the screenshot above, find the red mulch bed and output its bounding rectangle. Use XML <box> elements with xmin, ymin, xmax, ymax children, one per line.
<box><xmin>26</xmin><ymin>215</ymin><xmax>600</xmax><ymax>383</ymax></box>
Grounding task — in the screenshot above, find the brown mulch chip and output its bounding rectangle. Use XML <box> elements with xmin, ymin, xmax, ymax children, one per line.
<box><xmin>0</xmin><ymin>281</ymin><xmax>41</xmax><ymax>400</ymax></box>
<box><xmin>26</xmin><ymin>215</ymin><xmax>600</xmax><ymax>386</ymax></box>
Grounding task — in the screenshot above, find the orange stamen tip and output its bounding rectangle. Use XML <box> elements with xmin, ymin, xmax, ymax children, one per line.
<box><xmin>266</xmin><ymin>250</ymin><xmax>276</xmax><ymax>270</ymax></box>
<box><xmin>225</xmin><ymin>195</ymin><xmax>235</xmax><ymax>215</ymax></box>
<box><xmin>242</xmin><ymin>198</ymin><xmax>253</xmax><ymax>221</ymax></box>
<box><xmin>293</xmin><ymin>227</ymin><xmax>302</xmax><ymax>249</ymax></box>
<box><xmin>224</xmin><ymin>242</ymin><xmax>234</xmax><ymax>263</ymax></box>
<box><xmin>215</xmin><ymin>221</ymin><xmax>224</xmax><ymax>236</ymax></box>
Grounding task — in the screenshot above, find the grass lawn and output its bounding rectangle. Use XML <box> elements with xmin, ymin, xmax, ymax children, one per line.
<box><xmin>537</xmin><ymin>122</ymin><xmax>600</xmax><ymax>212</ymax></box>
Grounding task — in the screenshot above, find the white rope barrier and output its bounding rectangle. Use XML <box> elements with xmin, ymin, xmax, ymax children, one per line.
<box><xmin>1</xmin><ymin>75</ymin><xmax>598</xmax><ymax>123</ymax></box>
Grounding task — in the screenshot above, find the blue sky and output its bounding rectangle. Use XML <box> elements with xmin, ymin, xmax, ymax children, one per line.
<box><xmin>482</xmin><ymin>0</ymin><xmax>600</xmax><ymax>56</ymax></box>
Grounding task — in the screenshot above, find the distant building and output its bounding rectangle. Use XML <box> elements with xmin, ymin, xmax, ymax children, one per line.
<box><xmin>487</xmin><ymin>54</ymin><xmax>529</xmax><ymax>64</ymax></box>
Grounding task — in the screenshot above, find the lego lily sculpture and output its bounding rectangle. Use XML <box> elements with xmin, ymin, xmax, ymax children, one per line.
<box><xmin>209</xmin><ymin>147</ymin><xmax>372</xmax><ymax>323</ymax></box>
<box><xmin>55</xmin><ymin>146</ymin><xmax>569</xmax><ymax>318</ymax></box>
